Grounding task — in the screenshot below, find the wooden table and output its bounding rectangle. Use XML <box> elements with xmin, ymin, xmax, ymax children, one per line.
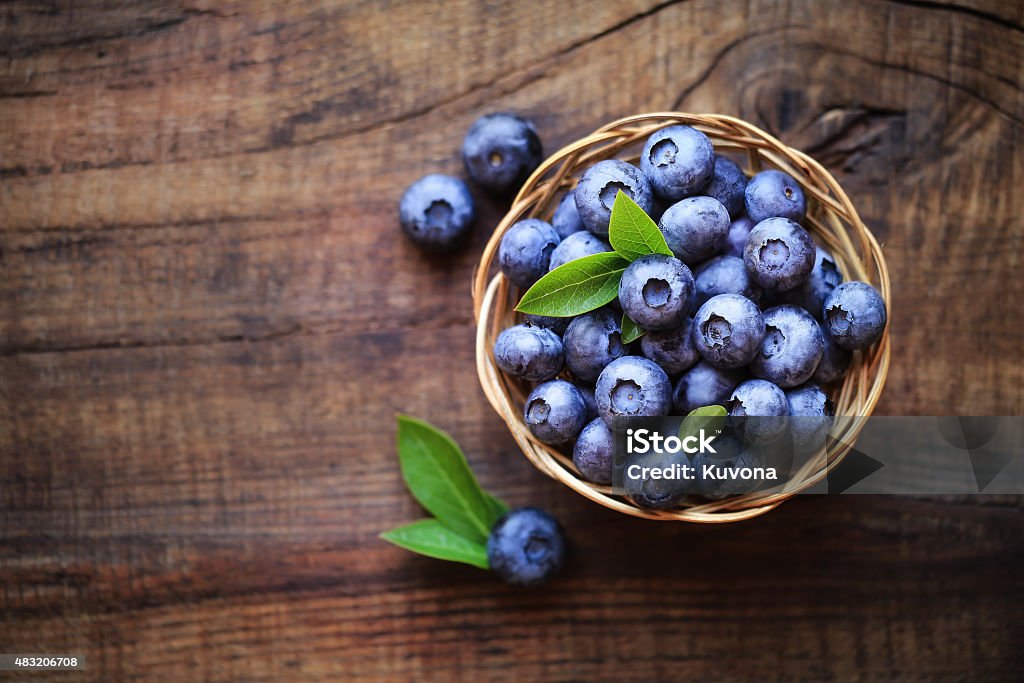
<box><xmin>2</xmin><ymin>1</ymin><xmax>1022</xmax><ymax>680</ymax></box>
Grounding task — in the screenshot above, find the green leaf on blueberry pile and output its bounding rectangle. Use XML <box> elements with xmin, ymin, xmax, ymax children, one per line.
<box><xmin>678</xmin><ymin>405</ymin><xmax>727</xmax><ymax>443</ymax></box>
<box><xmin>380</xmin><ymin>519</ymin><xmax>490</xmax><ymax>569</ymax></box>
<box><xmin>515</xmin><ymin>191</ymin><xmax>670</xmax><ymax>319</ymax></box>
<box><xmin>620</xmin><ymin>313</ymin><xmax>646</xmax><ymax>344</ymax></box>
<box><xmin>515</xmin><ymin>252</ymin><xmax>630</xmax><ymax>317</ymax></box>
<box><xmin>394</xmin><ymin>415</ymin><xmax>499</xmax><ymax>544</ymax></box>
<box><xmin>606</xmin><ymin>191</ymin><xmax>673</xmax><ymax>261</ymax></box>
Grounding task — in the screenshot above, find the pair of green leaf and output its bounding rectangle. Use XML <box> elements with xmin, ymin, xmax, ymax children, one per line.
<box><xmin>380</xmin><ymin>416</ymin><xmax>508</xmax><ymax>570</ymax></box>
<box><xmin>515</xmin><ymin>191</ymin><xmax>674</xmax><ymax>341</ymax></box>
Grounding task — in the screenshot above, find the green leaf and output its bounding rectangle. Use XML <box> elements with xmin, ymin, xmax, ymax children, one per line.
<box><xmin>396</xmin><ymin>415</ymin><xmax>493</xmax><ymax>544</ymax></box>
<box><xmin>607</xmin><ymin>191</ymin><xmax>673</xmax><ymax>261</ymax></box>
<box><xmin>515</xmin><ymin>252</ymin><xmax>630</xmax><ymax>317</ymax></box>
<box><xmin>482</xmin><ymin>492</ymin><xmax>509</xmax><ymax>528</ymax></box>
<box><xmin>621</xmin><ymin>313</ymin><xmax>646</xmax><ymax>344</ymax></box>
<box><xmin>679</xmin><ymin>405</ymin><xmax>728</xmax><ymax>444</ymax></box>
<box><xmin>380</xmin><ymin>519</ymin><xmax>490</xmax><ymax>570</ymax></box>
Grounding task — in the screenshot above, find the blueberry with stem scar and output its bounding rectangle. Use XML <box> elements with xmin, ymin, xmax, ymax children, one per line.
<box><xmin>462</xmin><ymin>113</ymin><xmax>542</xmax><ymax>195</ymax></box>
<box><xmin>823</xmin><ymin>281</ymin><xmax>887</xmax><ymax>350</ymax></box>
<box><xmin>744</xmin><ymin>169</ymin><xmax>806</xmax><ymax>224</ymax></box>
<box><xmin>595</xmin><ymin>356</ymin><xmax>673</xmax><ymax>431</ymax></box>
<box><xmin>743</xmin><ymin>217</ymin><xmax>816</xmax><ymax>292</ymax></box>
<box><xmin>523</xmin><ymin>380</ymin><xmax>587</xmax><ymax>444</ymax></box>
<box><xmin>574</xmin><ymin>160</ymin><xmax>654</xmax><ymax>237</ymax></box>
<box><xmin>487</xmin><ymin>508</ymin><xmax>565</xmax><ymax>587</ymax></box>
<box><xmin>399</xmin><ymin>174</ymin><xmax>476</xmax><ymax>251</ymax></box>
<box><xmin>618</xmin><ymin>254</ymin><xmax>695</xmax><ymax>331</ymax></box>
<box><xmin>640</xmin><ymin>125</ymin><xmax>715</xmax><ymax>201</ymax></box>
<box><xmin>727</xmin><ymin>379</ymin><xmax>789</xmax><ymax>445</ymax></box>
<box><xmin>691</xmin><ymin>294</ymin><xmax>765</xmax><ymax>369</ymax></box>
<box><xmin>749</xmin><ymin>305</ymin><xmax>824</xmax><ymax>389</ymax></box>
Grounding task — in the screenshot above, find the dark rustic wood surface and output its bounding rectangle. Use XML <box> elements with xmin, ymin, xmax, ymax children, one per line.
<box><xmin>2</xmin><ymin>1</ymin><xmax>1023</xmax><ymax>681</ymax></box>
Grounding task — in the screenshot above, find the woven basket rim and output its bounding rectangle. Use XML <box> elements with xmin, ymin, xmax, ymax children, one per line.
<box><xmin>473</xmin><ymin>112</ymin><xmax>891</xmax><ymax>523</ymax></box>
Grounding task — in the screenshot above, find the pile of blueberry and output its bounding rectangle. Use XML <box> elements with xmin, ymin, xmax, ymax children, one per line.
<box><xmin>397</xmin><ymin>114</ymin><xmax>886</xmax><ymax>509</ymax></box>
<box><xmin>488</xmin><ymin>124</ymin><xmax>887</xmax><ymax>503</ymax></box>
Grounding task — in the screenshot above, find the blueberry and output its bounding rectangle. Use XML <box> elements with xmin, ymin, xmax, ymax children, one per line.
<box><xmin>691</xmin><ymin>294</ymin><xmax>765</xmax><ymax>369</ymax></box>
<box><xmin>640</xmin><ymin>318</ymin><xmax>700</xmax><ymax>375</ymax></box>
<box><xmin>725</xmin><ymin>215</ymin><xmax>754</xmax><ymax>258</ymax></box>
<box><xmin>563</xmin><ymin>309</ymin><xmax>626</xmax><ymax>382</ymax></box>
<box><xmin>573</xmin><ymin>417</ymin><xmax>615</xmax><ymax>484</ymax></box>
<box><xmin>727</xmin><ymin>379</ymin><xmax>789</xmax><ymax>444</ymax></box>
<box><xmin>729</xmin><ymin>379</ymin><xmax>789</xmax><ymax>418</ymax></box>
<box><xmin>618</xmin><ymin>254</ymin><xmax>695</xmax><ymax>331</ymax></box>
<box><xmin>487</xmin><ymin>507</ymin><xmax>564</xmax><ymax>587</ymax></box>
<box><xmin>786</xmin><ymin>383</ymin><xmax>834</xmax><ymax>418</ymax></box>
<box><xmin>702</xmin><ymin>155</ymin><xmax>748</xmax><ymax>219</ymax></box>
<box><xmin>498</xmin><ymin>219</ymin><xmax>561</xmax><ymax>288</ymax></box>
<box><xmin>523</xmin><ymin>380</ymin><xmax>587</xmax><ymax>444</ymax></box>
<box><xmin>575</xmin><ymin>383</ymin><xmax>599</xmax><ymax>422</ymax></box>
<box><xmin>744</xmin><ymin>169</ymin><xmax>806</xmax><ymax>224</ymax></box>
<box><xmin>743</xmin><ymin>217</ymin><xmax>816</xmax><ymax>291</ymax></box>
<box><xmin>797</xmin><ymin>247</ymin><xmax>842</xmax><ymax>320</ymax></box>
<box><xmin>693</xmin><ymin>255</ymin><xmax>761</xmax><ymax>309</ymax></box>
<box><xmin>673</xmin><ymin>361</ymin><xmax>745</xmax><ymax>413</ymax></box>
<box><xmin>693</xmin><ymin>437</ymin><xmax>761</xmax><ymax>499</ymax></box>
<box><xmin>813</xmin><ymin>322</ymin><xmax>852</xmax><ymax>384</ymax></box>
<box><xmin>823</xmin><ymin>281</ymin><xmax>887</xmax><ymax>350</ymax></box>
<box><xmin>547</xmin><ymin>231</ymin><xmax>610</xmax><ymax>271</ymax></box>
<box><xmin>749</xmin><ymin>305</ymin><xmax>824</xmax><ymax>389</ymax></box>
<box><xmin>525</xmin><ymin>314</ymin><xmax>571</xmax><ymax>336</ymax></box>
<box><xmin>648</xmin><ymin>195</ymin><xmax>670</xmax><ymax>224</ymax></box>
<box><xmin>639</xmin><ymin>125</ymin><xmax>715</xmax><ymax>201</ymax></box>
<box><xmin>658</xmin><ymin>196</ymin><xmax>731</xmax><ymax>265</ymax></box>
<box><xmin>462</xmin><ymin>113</ymin><xmax>542</xmax><ymax>196</ymax></box>
<box><xmin>551</xmin><ymin>191</ymin><xmax>585</xmax><ymax>239</ymax></box>
<box><xmin>399</xmin><ymin>174</ymin><xmax>476</xmax><ymax>251</ymax></box>
<box><xmin>574</xmin><ymin>160</ymin><xmax>654</xmax><ymax>237</ymax></box>
<box><xmin>786</xmin><ymin>383</ymin><xmax>835</xmax><ymax>453</ymax></box>
<box><xmin>595</xmin><ymin>356</ymin><xmax>673</xmax><ymax>431</ymax></box>
<box><xmin>623</xmin><ymin>450</ymin><xmax>689</xmax><ymax>509</ymax></box>
<box><xmin>493</xmin><ymin>324</ymin><xmax>564</xmax><ymax>383</ymax></box>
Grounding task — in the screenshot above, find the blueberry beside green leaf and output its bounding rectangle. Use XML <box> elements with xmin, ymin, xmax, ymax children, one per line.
<box><xmin>382</xmin><ymin>416</ymin><xmax>564</xmax><ymax>587</ymax></box>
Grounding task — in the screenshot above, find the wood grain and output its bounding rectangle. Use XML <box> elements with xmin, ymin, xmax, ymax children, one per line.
<box><xmin>1</xmin><ymin>0</ymin><xmax>1022</xmax><ymax>680</ymax></box>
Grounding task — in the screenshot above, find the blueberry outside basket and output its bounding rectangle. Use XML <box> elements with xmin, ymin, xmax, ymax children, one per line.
<box><xmin>472</xmin><ymin>113</ymin><xmax>891</xmax><ymax>522</ymax></box>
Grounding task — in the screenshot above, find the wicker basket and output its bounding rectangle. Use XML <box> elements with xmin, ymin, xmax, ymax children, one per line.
<box><xmin>472</xmin><ymin>113</ymin><xmax>890</xmax><ymax>522</ymax></box>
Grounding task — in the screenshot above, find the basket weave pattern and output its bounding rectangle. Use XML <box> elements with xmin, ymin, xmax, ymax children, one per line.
<box><xmin>473</xmin><ymin>113</ymin><xmax>891</xmax><ymax>522</ymax></box>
